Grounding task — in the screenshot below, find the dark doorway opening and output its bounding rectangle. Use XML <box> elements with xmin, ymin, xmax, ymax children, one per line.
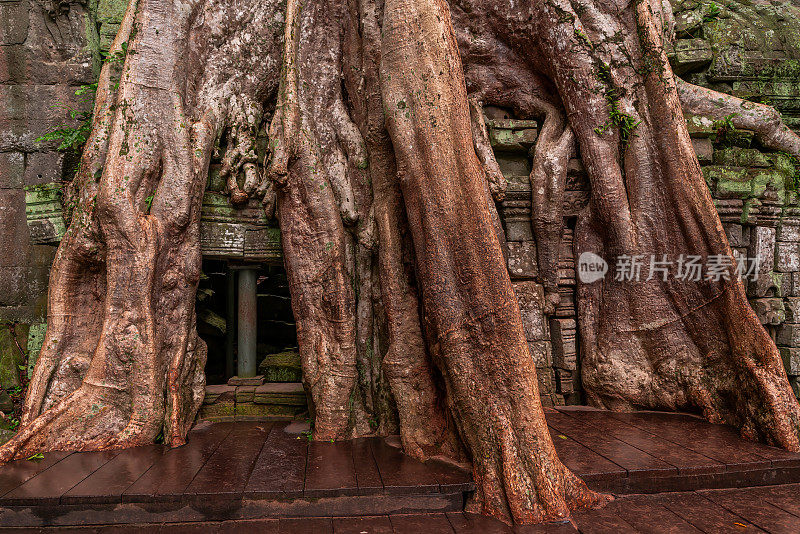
<box><xmin>197</xmin><ymin>259</ymin><xmax>297</xmax><ymax>386</ymax></box>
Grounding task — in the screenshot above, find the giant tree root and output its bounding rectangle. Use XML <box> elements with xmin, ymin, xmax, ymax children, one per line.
<box><xmin>380</xmin><ymin>0</ymin><xmax>609</xmax><ymax>522</ymax></box>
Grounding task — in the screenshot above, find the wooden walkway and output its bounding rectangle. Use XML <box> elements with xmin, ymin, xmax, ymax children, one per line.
<box><xmin>6</xmin><ymin>484</ymin><xmax>800</xmax><ymax>532</ymax></box>
<box><xmin>547</xmin><ymin>407</ymin><xmax>800</xmax><ymax>493</ymax></box>
<box><xmin>1</xmin><ymin>407</ymin><xmax>800</xmax><ymax>528</ymax></box>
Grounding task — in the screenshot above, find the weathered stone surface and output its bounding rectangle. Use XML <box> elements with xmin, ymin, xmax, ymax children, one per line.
<box><xmin>203</xmin><ymin>384</ymin><xmax>235</xmax><ymax>404</ymax></box>
<box><xmin>791</xmin><ymin>377</ymin><xmax>800</xmax><ymax>400</ymax></box>
<box><xmin>671</xmin><ymin>38</ymin><xmax>712</xmax><ymax>74</ymax></box>
<box><xmin>228</xmin><ymin>375</ymin><xmax>265</xmax><ymax>386</ymax></box>
<box><xmin>200</xmin><ymin>221</ymin><xmax>246</xmax><ymax>258</ymax></box>
<box><xmin>23</xmin><ymin>152</ymin><xmax>64</xmax><ymax>186</ymax></box>
<box><xmin>536</xmin><ymin>367</ymin><xmax>555</xmax><ymax>396</ymax></box>
<box><xmin>703</xmin><ymin>166</ymin><xmax>750</xmax><ymax>198</ymax></box>
<box><xmin>750</xmin><ymin>298</ymin><xmax>786</xmax><ymax>326</ymax></box>
<box><xmin>747</xmin><ymin>226</ymin><xmax>777</xmax><ymax>297</ymax></box>
<box><xmin>550</xmin><ymin>318</ymin><xmax>577</xmax><ymax>371</ymax></box>
<box><xmin>673</xmin><ymin>9</ymin><xmax>702</xmax><ymax>37</ymax></box>
<box><xmin>0</xmin><ymin>85</ymin><xmax>85</xmax><ymax>122</ymax></box>
<box><xmin>777</xmin><ymin>323</ymin><xmax>800</xmax><ymax>347</ymax></box>
<box><xmin>692</xmin><ymin>137</ymin><xmax>713</xmax><ymax>164</ymax></box>
<box><xmin>235</xmin><ymin>402</ymin><xmax>305</xmax><ymax>420</ymax></box>
<box><xmin>258</xmin><ymin>351</ymin><xmax>302</xmax><ymax>382</ymax></box>
<box><xmin>528</xmin><ymin>341</ymin><xmax>553</xmax><ymax>369</ymax></box>
<box><xmin>780</xmin><ymin>347</ymin><xmax>800</xmax><ymax>375</ymax></box>
<box><xmin>495</xmin><ymin>153</ymin><xmax>531</xmax><ymax>177</ymax></box>
<box><xmin>506</xmin><ymin>241</ymin><xmax>538</xmax><ymax>279</ymax></box>
<box><xmin>512</xmin><ymin>281</ymin><xmax>548</xmax><ymax>340</ymax></box>
<box><xmin>784</xmin><ymin>298</ymin><xmax>800</xmax><ymax>323</ymax></box>
<box><xmin>0</xmin><ymin>267</ymin><xmax>26</xmax><ymax>307</ymax></box>
<box><xmin>0</xmin><ymin>388</ymin><xmax>13</xmax><ymax>414</ymax></box>
<box><xmin>0</xmin><ymin>323</ymin><xmax>27</xmax><ymax>389</ymax></box>
<box><xmin>0</xmin><ymin>1</ymin><xmax>29</xmax><ymax>46</ymax></box>
<box><xmin>503</xmin><ymin>218</ymin><xmax>534</xmax><ymax>242</ymax></box>
<box><xmin>235</xmin><ymin>386</ymin><xmax>256</xmax><ymax>404</ymax></box>
<box><xmin>685</xmin><ymin>113</ymin><xmax>716</xmax><ymax>138</ymax></box>
<box><xmin>714</xmin><ymin>147</ymin><xmax>771</xmax><ymax>168</ymax></box>
<box><xmin>0</xmin><ymin>188</ymin><xmax>28</xmax><ymax>267</ymax></box>
<box><xmin>198</xmin><ymin>401</ymin><xmax>235</xmax><ymax>422</ymax></box>
<box><xmin>0</xmin><ymin>151</ymin><xmax>24</xmax><ymax>188</ymax></box>
<box><xmin>723</xmin><ymin>223</ymin><xmax>748</xmax><ymax>248</ymax></box>
<box><xmin>243</xmin><ymin>227</ymin><xmax>282</xmax><ymax>262</ymax></box>
<box><xmin>776</xmin><ymin>241</ymin><xmax>800</xmax><ymax>273</ymax></box>
<box><xmin>253</xmin><ymin>382</ymin><xmax>307</xmax><ymax>406</ymax></box>
<box><xmin>779</xmin><ymin>223</ymin><xmax>800</xmax><ymax>243</ymax></box>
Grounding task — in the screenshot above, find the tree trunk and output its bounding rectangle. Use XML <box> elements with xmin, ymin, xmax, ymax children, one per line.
<box><xmin>3</xmin><ymin>0</ymin><xmax>800</xmax><ymax>525</ymax></box>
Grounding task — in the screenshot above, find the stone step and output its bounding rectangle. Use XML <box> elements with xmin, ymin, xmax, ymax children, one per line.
<box><xmin>257</xmin><ymin>350</ymin><xmax>302</xmax><ymax>382</ymax></box>
<box><xmin>199</xmin><ymin>383</ymin><xmax>308</xmax><ymax>422</ymax></box>
<box><xmin>254</xmin><ymin>382</ymin><xmax>306</xmax><ymax>406</ymax></box>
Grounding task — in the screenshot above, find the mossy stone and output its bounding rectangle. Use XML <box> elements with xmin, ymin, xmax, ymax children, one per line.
<box><xmin>0</xmin><ymin>324</ymin><xmax>27</xmax><ymax>389</ymax></box>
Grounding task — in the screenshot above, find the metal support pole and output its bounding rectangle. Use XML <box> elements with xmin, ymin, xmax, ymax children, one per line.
<box><xmin>225</xmin><ymin>266</ymin><xmax>236</xmax><ymax>380</ymax></box>
<box><xmin>237</xmin><ymin>267</ymin><xmax>258</xmax><ymax>378</ymax></box>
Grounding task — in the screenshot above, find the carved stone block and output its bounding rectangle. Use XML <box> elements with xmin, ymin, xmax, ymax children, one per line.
<box><xmin>704</xmin><ymin>166</ymin><xmax>750</xmax><ymax>199</ymax></box>
<box><xmin>488</xmin><ymin>124</ymin><xmax>538</xmax><ymax>153</ymax></box>
<box><xmin>777</xmin><ymin>323</ymin><xmax>800</xmax><ymax>348</ymax></box>
<box><xmin>555</xmin><ymin>368</ymin><xmax>576</xmax><ymax>394</ymax></box>
<box><xmin>512</xmin><ymin>281</ymin><xmax>549</xmax><ymax>341</ymax></box>
<box><xmin>24</xmin><ymin>183</ymin><xmax>65</xmax><ymax>245</ymax></box>
<box><xmin>692</xmin><ymin>138</ymin><xmax>713</xmax><ymax>164</ymax></box>
<box><xmin>723</xmin><ymin>223</ymin><xmax>748</xmax><ymax>248</ymax></box>
<box><xmin>714</xmin><ymin>147</ymin><xmax>771</xmax><ymax>168</ymax></box>
<box><xmin>776</xmin><ymin>241</ymin><xmax>800</xmax><ymax>273</ymax></box>
<box><xmin>507</xmin><ymin>240</ymin><xmax>538</xmax><ymax>279</ymax></box>
<box><xmin>749</xmin><ymin>298</ymin><xmax>785</xmax><ymax>326</ymax></box>
<box><xmin>671</xmin><ymin>38</ymin><xmax>712</xmax><ymax>74</ymax></box>
<box><xmin>784</xmin><ymin>298</ymin><xmax>800</xmax><ymax>323</ymax></box>
<box><xmin>779</xmin><ymin>223</ymin><xmax>800</xmax><ymax>243</ymax></box>
<box><xmin>747</xmin><ymin>226</ymin><xmax>778</xmax><ymax>297</ymax></box>
<box><xmin>528</xmin><ymin>341</ymin><xmax>553</xmax><ymax>368</ymax></box>
<box><xmin>780</xmin><ymin>347</ymin><xmax>800</xmax><ymax>376</ymax></box>
<box><xmin>550</xmin><ymin>318</ymin><xmax>577</xmax><ymax>370</ymax></box>
<box><xmin>503</xmin><ymin>218</ymin><xmax>534</xmax><ymax>242</ymax></box>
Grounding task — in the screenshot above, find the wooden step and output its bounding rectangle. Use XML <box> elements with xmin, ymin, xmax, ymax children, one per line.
<box><xmin>0</xmin><ymin>422</ymin><xmax>472</xmax><ymax>528</ymax></box>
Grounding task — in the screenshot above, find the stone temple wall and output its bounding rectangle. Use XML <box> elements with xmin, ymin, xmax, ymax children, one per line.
<box><xmin>2</xmin><ymin>0</ymin><xmax>800</xmax><ymax>416</ymax></box>
<box><xmin>0</xmin><ymin>0</ymin><xmax>92</xmax><ymax>409</ymax></box>
<box><xmin>0</xmin><ymin>0</ymin><xmax>123</xmax><ymax>417</ymax></box>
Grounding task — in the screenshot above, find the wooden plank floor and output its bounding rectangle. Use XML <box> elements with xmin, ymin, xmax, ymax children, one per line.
<box><xmin>2</xmin><ymin>408</ymin><xmax>800</xmax><ymax>527</ymax></box>
<box><xmin>0</xmin><ymin>421</ymin><xmax>471</xmax><ymax>506</ymax></box>
<box><xmin>8</xmin><ymin>484</ymin><xmax>800</xmax><ymax>532</ymax></box>
<box><xmin>548</xmin><ymin>407</ymin><xmax>800</xmax><ymax>493</ymax></box>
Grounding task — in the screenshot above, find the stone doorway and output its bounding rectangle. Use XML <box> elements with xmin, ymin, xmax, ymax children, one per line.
<box><xmin>196</xmin><ymin>259</ymin><xmax>307</xmax><ymax>421</ymax></box>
